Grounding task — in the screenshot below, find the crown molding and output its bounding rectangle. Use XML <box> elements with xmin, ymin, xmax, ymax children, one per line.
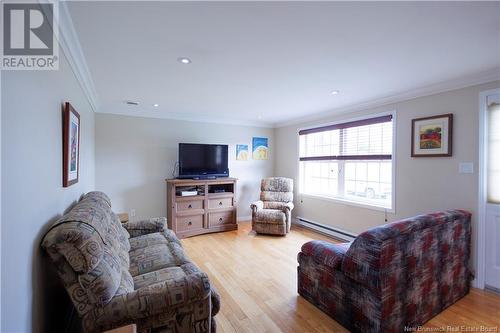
<box><xmin>42</xmin><ymin>0</ymin><xmax>100</xmax><ymax>112</ymax></box>
<box><xmin>275</xmin><ymin>69</ymin><xmax>500</xmax><ymax>128</ymax></box>
<box><xmin>99</xmin><ymin>106</ymin><xmax>275</xmax><ymax>128</ymax></box>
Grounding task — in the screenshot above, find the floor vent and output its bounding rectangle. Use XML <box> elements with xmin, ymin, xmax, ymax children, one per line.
<box><xmin>294</xmin><ymin>217</ymin><xmax>357</xmax><ymax>242</ymax></box>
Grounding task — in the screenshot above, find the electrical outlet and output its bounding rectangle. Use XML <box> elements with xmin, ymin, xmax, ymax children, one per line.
<box><xmin>130</xmin><ymin>209</ymin><xmax>136</xmax><ymax>217</ymax></box>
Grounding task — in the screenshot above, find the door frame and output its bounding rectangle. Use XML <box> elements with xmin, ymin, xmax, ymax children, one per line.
<box><xmin>477</xmin><ymin>88</ymin><xmax>500</xmax><ymax>289</ymax></box>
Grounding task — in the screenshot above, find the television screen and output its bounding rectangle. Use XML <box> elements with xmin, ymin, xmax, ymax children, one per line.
<box><xmin>178</xmin><ymin>143</ymin><xmax>229</xmax><ymax>178</ymax></box>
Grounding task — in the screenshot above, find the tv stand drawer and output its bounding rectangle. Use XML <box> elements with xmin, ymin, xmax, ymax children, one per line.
<box><xmin>177</xmin><ymin>200</ymin><xmax>203</xmax><ymax>211</ymax></box>
<box><xmin>176</xmin><ymin>215</ymin><xmax>203</xmax><ymax>232</ymax></box>
<box><xmin>208</xmin><ymin>197</ymin><xmax>233</xmax><ymax>209</ymax></box>
<box><xmin>209</xmin><ymin>211</ymin><xmax>234</xmax><ymax>226</ymax></box>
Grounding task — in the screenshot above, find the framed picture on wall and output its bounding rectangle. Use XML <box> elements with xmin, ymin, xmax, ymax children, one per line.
<box><xmin>252</xmin><ymin>137</ymin><xmax>268</xmax><ymax>160</ymax></box>
<box><xmin>62</xmin><ymin>102</ymin><xmax>80</xmax><ymax>187</ymax></box>
<box><xmin>411</xmin><ymin>113</ymin><xmax>453</xmax><ymax>157</ymax></box>
<box><xmin>236</xmin><ymin>144</ymin><xmax>249</xmax><ymax>161</ymax></box>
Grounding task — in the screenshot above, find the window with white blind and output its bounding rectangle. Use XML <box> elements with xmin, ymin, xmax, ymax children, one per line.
<box><xmin>299</xmin><ymin>114</ymin><xmax>395</xmax><ymax>210</ymax></box>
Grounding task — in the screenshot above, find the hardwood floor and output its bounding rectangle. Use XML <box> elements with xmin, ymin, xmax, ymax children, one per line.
<box><xmin>181</xmin><ymin>221</ymin><xmax>500</xmax><ymax>333</ymax></box>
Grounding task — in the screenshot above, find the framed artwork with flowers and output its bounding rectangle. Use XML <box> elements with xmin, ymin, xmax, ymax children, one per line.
<box><xmin>411</xmin><ymin>113</ymin><xmax>453</xmax><ymax>157</ymax></box>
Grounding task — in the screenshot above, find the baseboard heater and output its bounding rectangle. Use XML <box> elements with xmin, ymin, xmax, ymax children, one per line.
<box><xmin>294</xmin><ymin>217</ymin><xmax>357</xmax><ymax>242</ymax></box>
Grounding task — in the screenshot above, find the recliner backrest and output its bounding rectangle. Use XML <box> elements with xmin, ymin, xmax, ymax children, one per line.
<box><xmin>260</xmin><ymin>177</ymin><xmax>293</xmax><ymax>204</ymax></box>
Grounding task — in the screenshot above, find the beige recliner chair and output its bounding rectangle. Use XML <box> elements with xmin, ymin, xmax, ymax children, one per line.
<box><xmin>250</xmin><ymin>177</ymin><xmax>294</xmax><ymax>235</ymax></box>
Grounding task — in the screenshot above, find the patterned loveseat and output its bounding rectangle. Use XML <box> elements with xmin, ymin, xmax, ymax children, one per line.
<box><xmin>41</xmin><ymin>191</ymin><xmax>220</xmax><ymax>333</ymax></box>
<box><xmin>250</xmin><ymin>177</ymin><xmax>294</xmax><ymax>235</ymax></box>
<box><xmin>298</xmin><ymin>210</ymin><xmax>472</xmax><ymax>333</ymax></box>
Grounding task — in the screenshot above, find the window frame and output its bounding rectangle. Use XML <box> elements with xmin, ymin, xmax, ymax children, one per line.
<box><xmin>296</xmin><ymin>111</ymin><xmax>397</xmax><ymax>213</ymax></box>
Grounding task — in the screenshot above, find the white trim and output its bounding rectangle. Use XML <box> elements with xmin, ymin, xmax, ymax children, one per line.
<box><xmin>300</xmin><ymin>193</ymin><xmax>394</xmax><ymax>213</ymax></box>
<box><xmin>391</xmin><ymin>110</ymin><xmax>397</xmax><ymax>214</ymax></box>
<box><xmin>476</xmin><ymin>87</ymin><xmax>500</xmax><ymax>289</ymax></box>
<box><xmin>293</xmin><ymin>217</ymin><xmax>357</xmax><ymax>242</ymax></box>
<box><xmin>276</xmin><ymin>69</ymin><xmax>500</xmax><ymax>128</ymax></box>
<box><xmin>296</xmin><ymin>110</ymin><xmax>397</xmax><ymax>214</ymax></box>
<box><xmin>98</xmin><ymin>107</ymin><xmax>274</xmax><ymax>128</ymax></box>
<box><xmin>0</xmin><ymin>66</ymin><xmax>3</xmax><ymax>333</ymax></box>
<box><xmin>39</xmin><ymin>0</ymin><xmax>100</xmax><ymax>112</ymax></box>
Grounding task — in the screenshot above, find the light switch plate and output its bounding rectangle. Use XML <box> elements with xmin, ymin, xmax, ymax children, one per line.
<box><xmin>459</xmin><ymin>162</ymin><xmax>474</xmax><ymax>174</ymax></box>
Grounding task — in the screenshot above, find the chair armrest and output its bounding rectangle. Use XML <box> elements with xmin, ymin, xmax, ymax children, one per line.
<box><xmin>282</xmin><ymin>202</ymin><xmax>294</xmax><ymax>212</ymax></box>
<box><xmin>92</xmin><ymin>271</ymin><xmax>212</xmax><ymax>328</ymax></box>
<box><xmin>250</xmin><ymin>200</ymin><xmax>264</xmax><ymax>212</ymax></box>
<box><xmin>300</xmin><ymin>240</ymin><xmax>351</xmax><ymax>270</ymax></box>
<box><xmin>122</xmin><ymin>217</ymin><xmax>167</xmax><ymax>238</ymax></box>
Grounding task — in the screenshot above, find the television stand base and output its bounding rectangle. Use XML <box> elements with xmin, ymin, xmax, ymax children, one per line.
<box><xmin>166</xmin><ymin>177</ymin><xmax>238</xmax><ymax>239</ymax></box>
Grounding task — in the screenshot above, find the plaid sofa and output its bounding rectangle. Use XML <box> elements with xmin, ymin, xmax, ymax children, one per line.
<box><xmin>298</xmin><ymin>210</ymin><xmax>472</xmax><ymax>333</ymax></box>
<box><xmin>41</xmin><ymin>191</ymin><xmax>220</xmax><ymax>333</ymax></box>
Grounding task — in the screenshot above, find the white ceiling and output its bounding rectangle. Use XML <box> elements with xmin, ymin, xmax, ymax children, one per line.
<box><xmin>67</xmin><ymin>1</ymin><xmax>500</xmax><ymax>127</ymax></box>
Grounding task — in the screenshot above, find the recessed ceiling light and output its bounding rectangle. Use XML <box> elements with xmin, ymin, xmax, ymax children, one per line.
<box><xmin>178</xmin><ymin>57</ymin><xmax>191</xmax><ymax>64</ymax></box>
<box><xmin>153</xmin><ymin>103</ymin><xmax>159</xmax><ymax>107</ymax></box>
<box><xmin>331</xmin><ymin>90</ymin><xmax>340</xmax><ymax>95</ymax></box>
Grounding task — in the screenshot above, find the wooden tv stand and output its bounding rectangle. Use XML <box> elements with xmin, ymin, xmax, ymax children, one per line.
<box><xmin>166</xmin><ymin>178</ymin><xmax>238</xmax><ymax>238</ymax></box>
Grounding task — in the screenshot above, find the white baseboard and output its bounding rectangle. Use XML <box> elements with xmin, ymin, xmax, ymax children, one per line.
<box><xmin>293</xmin><ymin>217</ymin><xmax>357</xmax><ymax>242</ymax></box>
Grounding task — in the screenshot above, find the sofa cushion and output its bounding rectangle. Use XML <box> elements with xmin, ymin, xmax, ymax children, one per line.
<box><xmin>110</xmin><ymin>212</ymin><xmax>131</xmax><ymax>252</ymax></box>
<box><xmin>129</xmin><ymin>242</ymin><xmax>189</xmax><ymax>276</ymax></box>
<box><xmin>42</xmin><ymin>191</ymin><xmax>129</xmax><ymax>274</ymax></box>
<box><xmin>82</xmin><ymin>191</ymin><xmax>112</xmax><ymax>208</ymax></box>
<box><xmin>263</xmin><ymin>201</ymin><xmax>287</xmax><ymax>210</ymax></box>
<box><xmin>84</xmin><ymin>271</ymin><xmax>212</xmax><ymax>332</ymax></box>
<box><xmin>78</xmin><ymin>245</ymin><xmax>123</xmax><ymax>306</ymax></box>
<box><xmin>254</xmin><ymin>209</ymin><xmax>285</xmax><ymax>224</ymax></box>
<box><xmin>123</xmin><ymin>217</ymin><xmax>167</xmax><ymax>238</ymax></box>
<box><xmin>129</xmin><ymin>230</ymin><xmax>181</xmax><ymax>252</ymax></box>
<box><xmin>133</xmin><ymin>262</ymin><xmax>201</xmax><ymax>289</ymax></box>
<box><xmin>301</xmin><ymin>241</ymin><xmax>351</xmax><ymax>270</ymax></box>
<box><xmin>116</xmin><ymin>269</ymin><xmax>135</xmax><ymax>296</ymax></box>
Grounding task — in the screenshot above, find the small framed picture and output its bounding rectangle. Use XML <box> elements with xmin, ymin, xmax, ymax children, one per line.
<box><xmin>62</xmin><ymin>102</ymin><xmax>80</xmax><ymax>187</ymax></box>
<box><xmin>411</xmin><ymin>113</ymin><xmax>453</xmax><ymax>157</ymax></box>
<box><xmin>236</xmin><ymin>144</ymin><xmax>249</xmax><ymax>161</ymax></box>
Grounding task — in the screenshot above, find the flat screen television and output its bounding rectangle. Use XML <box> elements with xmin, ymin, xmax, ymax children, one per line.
<box><xmin>178</xmin><ymin>143</ymin><xmax>229</xmax><ymax>179</ymax></box>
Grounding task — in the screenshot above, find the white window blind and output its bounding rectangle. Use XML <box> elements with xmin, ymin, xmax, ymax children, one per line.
<box><xmin>299</xmin><ymin>115</ymin><xmax>394</xmax><ymax>209</ymax></box>
<box><xmin>488</xmin><ymin>102</ymin><xmax>500</xmax><ymax>204</ymax></box>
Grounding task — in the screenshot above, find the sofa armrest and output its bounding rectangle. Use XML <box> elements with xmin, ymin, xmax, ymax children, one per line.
<box><xmin>91</xmin><ymin>271</ymin><xmax>212</xmax><ymax>329</ymax></box>
<box><xmin>250</xmin><ymin>200</ymin><xmax>264</xmax><ymax>212</ymax></box>
<box><xmin>282</xmin><ymin>202</ymin><xmax>294</xmax><ymax>212</ymax></box>
<box><xmin>122</xmin><ymin>217</ymin><xmax>167</xmax><ymax>238</ymax></box>
<box><xmin>300</xmin><ymin>240</ymin><xmax>351</xmax><ymax>270</ymax></box>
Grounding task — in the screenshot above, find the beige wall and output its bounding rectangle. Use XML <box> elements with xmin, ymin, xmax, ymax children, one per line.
<box><xmin>275</xmin><ymin>81</ymin><xmax>500</xmax><ymax>271</ymax></box>
<box><xmin>1</xmin><ymin>53</ymin><xmax>95</xmax><ymax>332</ymax></box>
<box><xmin>95</xmin><ymin>114</ymin><xmax>274</xmax><ymax>220</ymax></box>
